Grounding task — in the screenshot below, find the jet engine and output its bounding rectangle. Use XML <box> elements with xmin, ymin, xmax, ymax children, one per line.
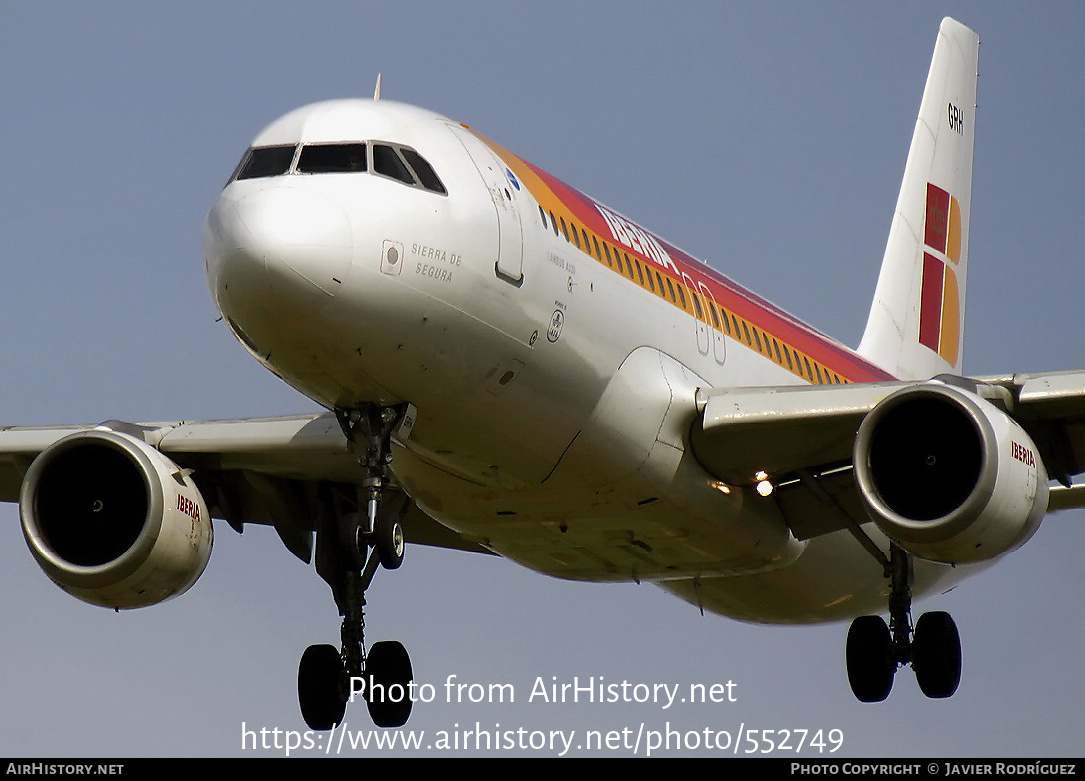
<box><xmin>20</xmin><ymin>428</ymin><xmax>213</xmax><ymax>608</ymax></box>
<box><xmin>853</xmin><ymin>382</ymin><xmax>1047</xmax><ymax>563</ymax></box>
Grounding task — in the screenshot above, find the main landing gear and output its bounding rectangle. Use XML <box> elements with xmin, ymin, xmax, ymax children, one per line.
<box><xmin>846</xmin><ymin>543</ymin><xmax>962</xmax><ymax>702</ymax></box>
<box><xmin>297</xmin><ymin>404</ymin><xmax>414</xmax><ymax>730</ymax></box>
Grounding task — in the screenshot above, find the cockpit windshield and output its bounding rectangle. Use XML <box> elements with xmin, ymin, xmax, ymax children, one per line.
<box><xmin>297</xmin><ymin>143</ymin><xmax>368</xmax><ymax>174</ymax></box>
<box><xmin>230</xmin><ymin>141</ymin><xmax>447</xmax><ymax>196</ymax></box>
<box><xmin>235</xmin><ymin>145</ymin><xmax>296</xmax><ymax>180</ymax></box>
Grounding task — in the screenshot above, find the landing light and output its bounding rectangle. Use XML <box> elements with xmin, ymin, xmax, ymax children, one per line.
<box><xmin>710</xmin><ymin>481</ymin><xmax>732</xmax><ymax>495</ymax></box>
<box><xmin>756</xmin><ymin>480</ymin><xmax>774</xmax><ymax>497</ymax></box>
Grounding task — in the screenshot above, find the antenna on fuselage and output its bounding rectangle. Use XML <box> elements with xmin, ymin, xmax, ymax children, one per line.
<box><xmin>373</xmin><ymin>73</ymin><xmax>382</xmax><ymax>100</ymax></box>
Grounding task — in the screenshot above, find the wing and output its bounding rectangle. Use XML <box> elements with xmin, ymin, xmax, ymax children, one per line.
<box><xmin>690</xmin><ymin>370</ymin><xmax>1085</xmax><ymax>554</ymax></box>
<box><xmin>0</xmin><ymin>413</ymin><xmax>486</xmax><ymax>566</ymax></box>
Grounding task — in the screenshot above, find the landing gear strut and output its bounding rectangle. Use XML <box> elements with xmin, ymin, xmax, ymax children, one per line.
<box><xmin>846</xmin><ymin>543</ymin><xmax>961</xmax><ymax>701</ymax></box>
<box><xmin>296</xmin><ymin>403</ymin><xmax>415</xmax><ymax>730</ymax></box>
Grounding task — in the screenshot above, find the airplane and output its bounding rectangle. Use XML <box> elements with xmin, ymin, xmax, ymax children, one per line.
<box><xmin>2</xmin><ymin>15</ymin><xmax>1082</xmax><ymax>732</ymax></box>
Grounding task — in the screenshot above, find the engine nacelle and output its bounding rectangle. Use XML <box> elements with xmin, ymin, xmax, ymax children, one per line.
<box><xmin>20</xmin><ymin>428</ymin><xmax>213</xmax><ymax>608</ymax></box>
<box><xmin>853</xmin><ymin>381</ymin><xmax>1047</xmax><ymax>563</ymax></box>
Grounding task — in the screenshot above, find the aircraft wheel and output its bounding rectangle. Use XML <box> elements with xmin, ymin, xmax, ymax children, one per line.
<box><xmin>339</xmin><ymin>513</ymin><xmax>367</xmax><ymax>569</ymax></box>
<box><xmin>365</xmin><ymin>640</ymin><xmax>413</xmax><ymax>728</ymax></box>
<box><xmin>912</xmin><ymin>611</ymin><xmax>961</xmax><ymax>699</ymax></box>
<box><xmin>299</xmin><ymin>644</ymin><xmax>347</xmax><ymax>730</ymax></box>
<box><xmin>846</xmin><ymin>615</ymin><xmax>895</xmax><ymax>702</ymax></box>
<box><xmin>375</xmin><ymin>516</ymin><xmax>405</xmax><ymax>570</ymax></box>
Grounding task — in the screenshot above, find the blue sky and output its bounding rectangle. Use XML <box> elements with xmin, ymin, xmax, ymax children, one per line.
<box><xmin>0</xmin><ymin>2</ymin><xmax>1083</xmax><ymax>757</ymax></box>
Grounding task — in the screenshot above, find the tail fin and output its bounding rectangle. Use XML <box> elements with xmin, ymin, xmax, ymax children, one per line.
<box><xmin>857</xmin><ymin>17</ymin><xmax>979</xmax><ymax>379</ymax></box>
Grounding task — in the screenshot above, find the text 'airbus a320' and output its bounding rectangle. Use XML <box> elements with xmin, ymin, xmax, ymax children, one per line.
<box><xmin>3</xmin><ymin>17</ymin><xmax>1083</xmax><ymax>729</ymax></box>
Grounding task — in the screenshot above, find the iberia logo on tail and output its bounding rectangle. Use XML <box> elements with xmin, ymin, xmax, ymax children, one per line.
<box><xmin>918</xmin><ymin>182</ymin><xmax>962</xmax><ymax>366</ymax></box>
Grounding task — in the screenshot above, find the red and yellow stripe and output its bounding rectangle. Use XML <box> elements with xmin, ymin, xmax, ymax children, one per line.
<box><xmin>475</xmin><ymin>131</ymin><xmax>895</xmax><ymax>385</ymax></box>
<box><xmin>919</xmin><ymin>183</ymin><xmax>962</xmax><ymax>366</ymax></box>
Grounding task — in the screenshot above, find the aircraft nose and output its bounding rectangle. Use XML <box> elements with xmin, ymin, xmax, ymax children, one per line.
<box><xmin>205</xmin><ymin>186</ymin><xmax>352</xmax><ymax>307</ymax></box>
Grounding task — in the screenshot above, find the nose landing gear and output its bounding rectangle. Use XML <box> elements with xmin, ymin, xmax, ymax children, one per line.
<box><xmin>296</xmin><ymin>404</ymin><xmax>415</xmax><ymax>730</ymax></box>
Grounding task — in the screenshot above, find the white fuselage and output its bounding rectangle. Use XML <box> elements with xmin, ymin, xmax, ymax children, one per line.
<box><xmin>204</xmin><ymin>99</ymin><xmax>969</xmax><ymax>624</ymax></box>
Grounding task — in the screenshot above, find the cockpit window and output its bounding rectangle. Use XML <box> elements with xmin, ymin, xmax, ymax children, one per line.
<box><xmin>400</xmin><ymin>148</ymin><xmax>447</xmax><ymax>194</ymax></box>
<box><xmin>297</xmin><ymin>143</ymin><xmax>368</xmax><ymax>174</ymax></box>
<box><xmin>372</xmin><ymin>144</ymin><xmax>416</xmax><ymax>186</ymax></box>
<box><xmin>236</xmin><ymin>145</ymin><xmax>296</xmax><ymax>180</ymax></box>
<box><xmin>228</xmin><ymin>140</ymin><xmax>448</xmax><ymax>196</ymax></box>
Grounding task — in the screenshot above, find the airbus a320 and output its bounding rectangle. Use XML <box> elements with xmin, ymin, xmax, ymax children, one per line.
<box><xmin>3</xmin><ymin>18</ymin><xmax>1082</xmax><ymax>729</ymax></box>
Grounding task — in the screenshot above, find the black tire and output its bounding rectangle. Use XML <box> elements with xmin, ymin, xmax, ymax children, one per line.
<box><xmin>846</xmin><ymin>615</ymin><xmax>895</xmax><ymax>702</ymax></box>
<box><xmin>913</xmin><ymin>611</ymin><xmax>962</xmax><ymax>699</ymax></box>
<box><xmin>340</xmin><ymin>513</ymin><xmax>367</xmax><ymax>569</ymax></box>
<box><xmin>299</xmin><ymin>644</ymin><xmax>346</xmax><ymax>730</ymax></box>
<box><xmin>365</xmin><ymin>641</ymin><xmax>413</xmax><ymax>728</ymax></box>
<box><xmin>375</xmin><ymin>516</ymin><xmax>405</xmax><ymax>570</ymax></box>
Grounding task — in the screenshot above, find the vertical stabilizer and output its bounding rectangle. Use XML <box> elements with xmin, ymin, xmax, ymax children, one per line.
<box><xmin>857</xmin><ymin>18</ymin><xmax>979</xmax><ymax>379</ymax></box>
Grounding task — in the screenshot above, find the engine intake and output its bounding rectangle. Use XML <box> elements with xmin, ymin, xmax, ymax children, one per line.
<box><xmin>20</xmin><ymin>428</ymin><xmax>213</xmax><ymax>608</ymax></box>
<box><xmin>853</xmin><ymin>382</ymin><xmax>1047</xmax><ymax>563</ymax></box>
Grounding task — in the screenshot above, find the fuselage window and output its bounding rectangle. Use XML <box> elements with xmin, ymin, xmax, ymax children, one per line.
<box><xmin>549</xmin><ymin>211</ymin><xmax>560</xmax><ymax>237</ymax></box>
<box><xmin>691</xmin><ymin>291</ymin><xmax>704</xmax><ymax>319</ymax></box>
<box><xmin>373</xmin><ymin>144</ymin><xmax>416</xmax><ymax>186</ymax></box>
<box><xmin>297</xmin><ymin>143</ymin><xmax>368</xmax><ymax>174</ymax></box>
<box><xmin>560</xmin><ymin>217</ymin><xmax>570</xmax><ymax>242</ymax></box>
<box><xmin>708</xmin><ymin>302</ymin><xmax>720</xmax><ymax>329</ymax></box>
<box><xmin>603</xmin><ymin>243</ymin><xmax>613</xmax><ymax>267</ymax></box>
<box><xmin>666</xmin><ymin>277</ymin><xmax>676</xmax><ymax>302</ymax></box>
<box><xmin>772</xmin><ymin>338</ymin><xmax>783</xmax><ymax>364</ymax></box>
<box><xmin>581</xmin><ymin>229</ymin><xmax>591</xmax><ymax>253</ymax></box>
<box><xmin>539</xmin><ymin>206</ymin><xmax>548</xmax><ymax>228</ymax></box>
<box><xmin>624</xmin><ymin>253</ymin><xmax>635</xmax><ymax>280</ymax></box>
<box><xmin>646</xmin><ymin>268</ymin><xmax>656</xmax><ymax>292</ymax></box>
<box><xmin>655</xmin><ymin>271</ymin><xmax>666</xmax><ymax>297</ymax></box>
<box><xmin>592</xmin><ymin>235</ymin><xmax>602</xmax><ymax>261</ymax></box>
<box><xmin>400</xmin><ymin>148</ymin><xmax>447</xmax><ymax>194</ymax></box>
<box><xmin>676</xmin><ymin>283</ymin><xmax>686</xmax><ymax>309</ymax></box>
<box><xmin>236</xmin><ymin>145</ymin><xmax>296</xmax><ymax>180</ymax></box>
<box><xmin>570</xmin><ymin>222</ymin><xmax>581</xmax><ymax>248</ymax></box>
<box><xmin>813</xmin><ymin>363</ymin><xmax>824</xmax><ymax>383</ymax></box>
<box><xmin>742</xmin><ymin>321</ymin><xmax>752</xmax><ymax>345</ymax></box>
<box><xmin>752</xmin><ymin>327</ymin><xmax>762</xmax><ymax>352</ymax></box>
<box><xmin>633</xmin><ymin>258</ymin><xmax>645</xmax><ymax>286</ymax></box>
<box><xmin>803</xmin><ymin>357</ymin><xmax>814</xmax><ymax>380</ymax></box>
<box><xmin>783</xmin><ymin>346</ymin><xmax>794</xmax><ymax>370</ymax></box>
